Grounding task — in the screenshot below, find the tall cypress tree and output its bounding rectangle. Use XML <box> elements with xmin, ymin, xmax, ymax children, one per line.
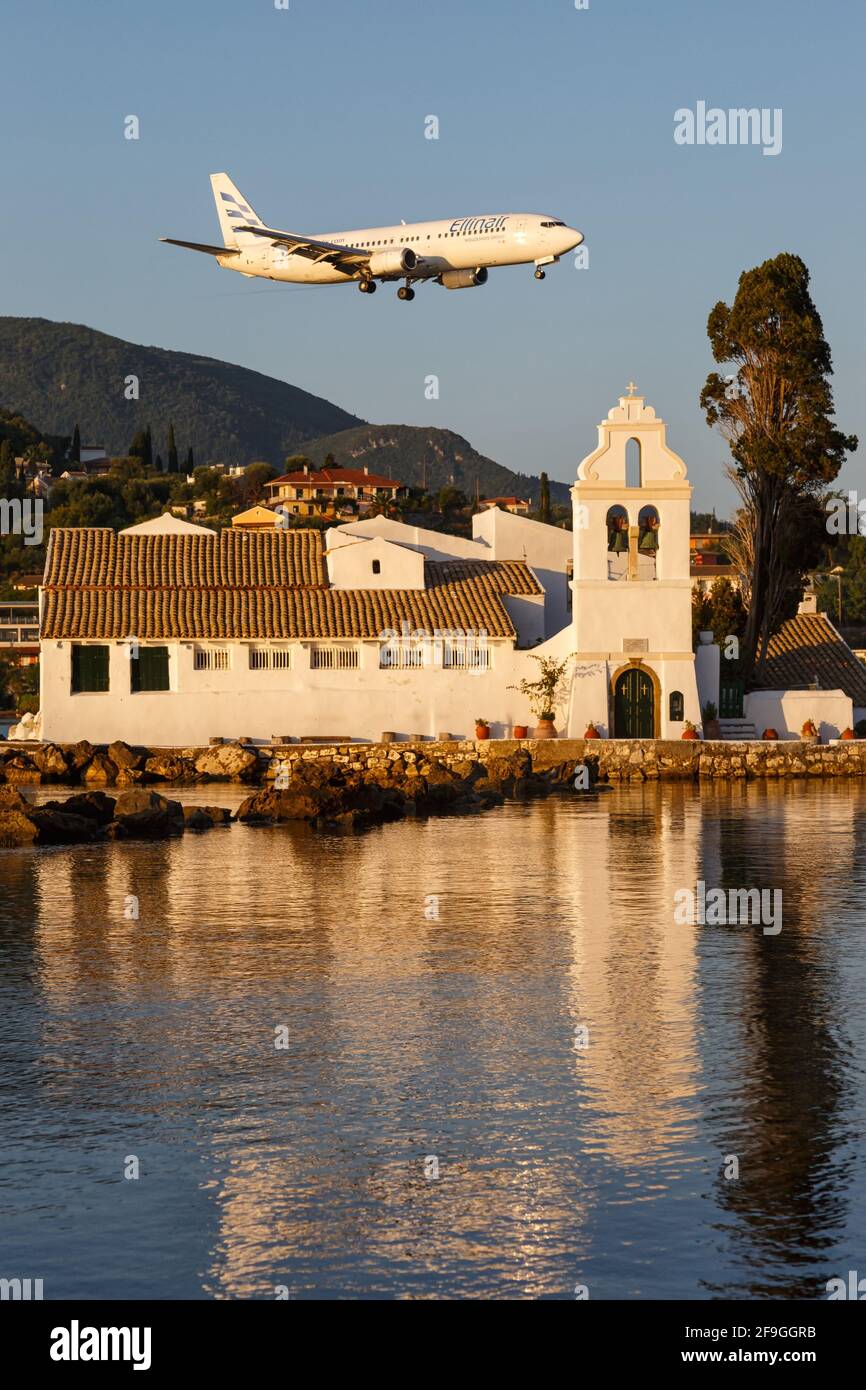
<box><xmin>539</xmin><ymin>471</ymin><xmax>551</xmax><ymax>525</ymax></box>
<box><xmin>167</xmin><ymin>422</ymin><xmax>179</xmax><ymax>474</ymax></box>
<box><xmin>701</xmin><ymin>253</ymin><xmax>858</xmax><ymax>683</ymax></box>
<box><xmin>70</xmin><ymin>422</ymin><xmax>81</xmax><ymax>464</ymax></box>
<box><xmin>186</xmin><ymin>446</ymin><xmax>194</xmax><ymax>473</ymax></box>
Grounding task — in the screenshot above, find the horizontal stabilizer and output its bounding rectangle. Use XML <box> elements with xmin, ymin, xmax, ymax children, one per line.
<box><xmin>160</xmin><ymin>238</ymin><xmax>239</xmax><ymax>257</ymax></box>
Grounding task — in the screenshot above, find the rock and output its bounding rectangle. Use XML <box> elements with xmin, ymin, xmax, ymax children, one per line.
<box><xmin>27</xmin><ymin>807</ymin><xmax>98</xmax><ymax>843</ymax></box>
<box><xmin>0</xmin><ymin>786</ymin><xmax>35</xmax><ymax>812</ymax></box>
<box><xmin>200</xmin><ymin>805</ymin><xmax>233</xmax><ymax>824</ymax></box>
<box><xmin>30</xmin><ymin>744</ymin><xmax>70</xmax><ymax>780</ymax></box>
<box><xmin>237</xmin><ymin>787</ymin><xmax>325</xmax><ymax>822</ymax></box>
<box><xmin>3</xmin><ymin>757</ymin><xmax>42</xmax><ymax>784</ymax></box>
<box><xmin>114</xmin><ymin>768</ymin><xmax>146</xmax><ymax>787</ymax></box>
<box><xmin>144</xmin><ymin>752</ymin><xmax>199</xmax><ymax>783</ymax></box>
<box><xmin>83</xmin><ymin>752</ymin><xmax>117</xmax><ymax>785</ymax></box>
<box><xmin>182</xmin><ymin>807</ymin><xmax>216</xmax><ymax>830</ymax></box>
<box><xmin>67</xmin><ymin>741</ymin><xmax>95</xmax><ymax>774</ymax></box>
<box><xmin>41</xmin><ymin>791</ymin><xmax>116</xmax><ymax>826</ymax></box>
<box><xmin>113</xmin><ymin>788</ymin><xmax>184</xmax><ymax>836</ymax></box>
<box><xmin>0</xmin><ymin>810</ymin><xmax>39</xmax><ymax>846</ymax></box>
<box><xmin>193</xmin><ymin>743</ymin><xmax>260</xmax><ymax>781</ymax></box>
<box><xmin>108</xmin><ymin>741</ymin><xmax>145</xmax><ymax>771</ymax></box>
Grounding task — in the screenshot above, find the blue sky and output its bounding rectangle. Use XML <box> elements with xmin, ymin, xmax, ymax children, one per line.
<box><xmin>1</xmin><ymin>0</ymin><xmax>863</xmax><ymax>513</ymax></box>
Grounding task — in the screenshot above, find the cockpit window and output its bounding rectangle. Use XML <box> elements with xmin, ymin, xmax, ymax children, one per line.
<box><xmin>541</xmin><ymin>220</ymin><xmax>567</xmax><ymax>227</ymax></box>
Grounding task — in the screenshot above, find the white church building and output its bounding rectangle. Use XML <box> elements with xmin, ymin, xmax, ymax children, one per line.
<box><xmin>37</xmin><ymin>387</ymin><xmax>708</xmax><ymax>746</ymax></box>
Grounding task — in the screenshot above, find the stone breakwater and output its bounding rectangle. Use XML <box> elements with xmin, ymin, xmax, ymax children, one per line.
<box><xmin>3</xmin><ymin>737</ymin><xmax>866</xmax><ymax>846</ymax></box>
<box><xmin>4</xmin><ymin>736</ymin><xmax>866</xmax><ymax>792</ymax></box>
<box><xmin>0</xmin><ymin>785</ymin><xmax>232</xmax><ymax>848</ymax></box>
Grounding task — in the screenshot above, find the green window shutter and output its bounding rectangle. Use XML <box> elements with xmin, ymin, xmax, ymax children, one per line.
<box><xmin>131</xmin><ymin>646</ymin><xmax>170</xmax><ymax>693</ymax></box>
<box><xmin>71</xmin><ymin>645</ymin><xmax>109</xmax><ymax>693</ymax></box>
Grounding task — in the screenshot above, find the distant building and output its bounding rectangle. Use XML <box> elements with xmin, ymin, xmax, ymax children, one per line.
<box><xmin>480</xmin><ymin>496</ymin><xmax>531</xmax><ymax>515</ymax></box>
<box><xmin>232</xmin><ymin>506</ymin><xmax>283</xmax><ymax>532</ymax></box>
<box><xmin>264</xmin><ymin>465</ymin><xmax>406</xmax><ymax>517</ymax></box>
<box><xmin>0</xmin><ymin>601</ymin><xmax>39</xmax><ymax>668</ymax></box>
<box><xmin>690</xmin><ymin>532</ymin><xmax>739</xmax><ymax>591</ymax></box>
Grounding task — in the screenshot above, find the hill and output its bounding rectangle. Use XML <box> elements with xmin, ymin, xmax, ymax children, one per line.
<box><xmin>296</xmin><ymin>423</ymin><xmax>570</xmax><ymax>505</ymax></box>
<box><xmin>0</xmin><ymin>317</ymin><xmax>363</xmax><ymax>465</ymax></box>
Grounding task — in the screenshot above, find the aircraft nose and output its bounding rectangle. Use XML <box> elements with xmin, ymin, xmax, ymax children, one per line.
<box><xmin>561</xmin><ymin>226</ymin><xmax>584</xmax><ymax>253</ymax></box>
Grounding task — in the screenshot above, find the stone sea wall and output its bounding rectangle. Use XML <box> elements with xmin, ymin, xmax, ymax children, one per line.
<box><xmin>3</xmin><ymin>736</ymin><xmax>866</xmax><ymax>790</ymax></box>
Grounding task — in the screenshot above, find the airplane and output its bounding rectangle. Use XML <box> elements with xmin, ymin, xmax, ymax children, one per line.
<box><xmin>162</xmin><ymin>173</ymin><xmax>584</xmax><ymax>301</ymax></box>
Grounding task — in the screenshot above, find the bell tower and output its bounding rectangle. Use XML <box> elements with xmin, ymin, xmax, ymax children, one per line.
<box><xmin>569</xmin><ymin>386</ymin><xmax>700</xmax><ymax>737</ymax></box>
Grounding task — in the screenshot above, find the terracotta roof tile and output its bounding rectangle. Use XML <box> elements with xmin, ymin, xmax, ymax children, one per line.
<box><xmin>759</xmin><ymin>613</ymin><xmax>866</xmax><ymax>705</ymax></box>
<box><xmin>40</xmin><ymin>528</ymin><xmax>539</xmax><ymax>641</ymax></box>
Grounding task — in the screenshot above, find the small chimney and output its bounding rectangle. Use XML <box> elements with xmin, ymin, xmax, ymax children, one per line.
<box><xmin>303</xmin><ymin>464</ymin><xmax>309</xmax><ymax>476</ymax></box>
<box><xmin>364</xmin><ymin>466</ymin><xmax>369</xmax><ymax>475</ymax></box>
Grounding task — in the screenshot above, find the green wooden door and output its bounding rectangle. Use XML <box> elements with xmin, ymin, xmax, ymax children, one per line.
<box><xmin>615</xmin><ymin>668</ymin><xmax>654</xmax><ymax>738</ymax></box>
<box><xmin>719</xmin><ymin>680</ymin><xmax>745</xmax><ymax>719</ymax></box>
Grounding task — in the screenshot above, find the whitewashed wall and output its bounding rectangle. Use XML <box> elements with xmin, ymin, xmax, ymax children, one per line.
<box><xmin>744</xmin><ymin>689</ymin><xmax>853</xmax><ymax>741</ymax></box>
<box><xmin>40</xmin><ymin>638</ymin><xmax>560</xmax><ymax>746</ymax></box>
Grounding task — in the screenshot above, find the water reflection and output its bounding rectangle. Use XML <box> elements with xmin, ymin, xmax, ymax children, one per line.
<box><xmin>1</xmin><ymin>781</ymin><xmax>865</xmax><ymax>1299</ymax></box>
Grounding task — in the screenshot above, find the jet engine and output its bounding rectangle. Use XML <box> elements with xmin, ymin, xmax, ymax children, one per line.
<box><xmin>367</xmin><ymin>247</ymin><xmax>417</xmax><ymax>277</ymax></box>
<box><xmin>439</xmin><ymin>267</ymin><xmax>489</xmax><ymax>290</ymax></box>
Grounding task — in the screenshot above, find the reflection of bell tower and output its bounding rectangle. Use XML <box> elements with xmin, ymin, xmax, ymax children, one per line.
<box><xmin>570</xmin><ymin>386</ymin><xmax>700</xmax><ymax>737</ymax></box>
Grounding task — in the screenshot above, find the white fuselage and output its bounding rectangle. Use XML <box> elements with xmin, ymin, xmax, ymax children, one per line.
<box><xmin>220</xmin><ymin>213</ymin><xmax>583</xmax><ymax>284</ymax></box>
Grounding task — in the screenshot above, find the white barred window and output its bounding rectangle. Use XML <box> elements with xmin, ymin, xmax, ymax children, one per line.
<box><xmin>193</xmin><ymin>646</ymin><xmax>231</xmax><ymax>671</ymax></box>
<box><xmin>443</xmin><ymin>639</ymin><xmax>491</xmax><ymax>670</ymax></box>
<box><xmin>249</xmin><ymin>645</ymin><xmax>293</xmax><ymax>671</ymax></box>
<box><xmin>309</xmin><ymin>644</ymin><xmax>360</xmax><ymax>670</ymax></box>
<box><xmin>380</xmin><ymin>640</ymin><xmax>425</xmax><ymax>669</ymax></box>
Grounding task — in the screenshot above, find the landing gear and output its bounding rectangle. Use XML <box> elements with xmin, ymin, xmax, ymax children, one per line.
<box><xmin>358</xmin><ymin>278</ymin><xmax>377</xmax><ymax>294</ymax></box>
<box><xmin>534</xmin><ymin>268</ymin><xmax>546</xmax><ymax>281</ymax></box>
<box><xmin>397</xmin><ymin>285</ymin><xmax>415</xmax><ymax>301</ymax></box>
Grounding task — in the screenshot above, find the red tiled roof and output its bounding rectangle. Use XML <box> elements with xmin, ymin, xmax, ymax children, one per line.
<box><xmin>268</xmin><ymin>468</ymin><xmax>403</xmax><ymax>488</ymax></box>
<box><xmin>759</xmin><ymin>613</ymin><xmax>866</xmax><ymax>705</ymax></box>
<box><xmin>39</xmin><ymin>528</ymin><xmax>539</xmax><ymax>641</ymax></box>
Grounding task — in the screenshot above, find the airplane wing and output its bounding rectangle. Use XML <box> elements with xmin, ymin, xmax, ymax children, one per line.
<box><xmin>236</xmin><ymin>224</ymin><xmax>369</xmax><ymax>273</ymax></box>
<box><xmin>161</xmin><ymin>238</ymin><xmax>240</xmax><ymax>256</ymax></box>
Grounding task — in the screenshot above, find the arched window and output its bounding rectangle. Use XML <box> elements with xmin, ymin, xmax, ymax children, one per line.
<box><xmin>638</xmin><ymin>505</ymin><xmax>660</xmax><ymax>554</ymax></box>
<box><xmin>606</xmin><ymin>505</ymin><xmax>629</xmax><ymax>582</ymax></box>
<box><xmin>669</xmin><ymin>691</ymin><xmax>684</xmax><ymax>722</ymax></box>
<box><xmin>606</xmin><ymin>505</ymin><xmax>629</xmax><ymax>553</ymax></box>
<box><xmin>625</xmin><ymin>438</ymin><xmax>642</xmax><ymax>488</ymax></box>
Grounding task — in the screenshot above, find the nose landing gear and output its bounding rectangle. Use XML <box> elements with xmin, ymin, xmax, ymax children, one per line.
<box><xmin>534</xmin><ymin>268</ymin><xmax>546</xmax><ymax>281</ymax></box>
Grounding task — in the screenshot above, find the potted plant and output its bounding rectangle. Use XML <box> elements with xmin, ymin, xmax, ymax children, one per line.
<box><xmin>841</xmin><ymin>727</ymin><xmax>856</xmax><ymax>740</ymax></box>
<box><xmin>475</xmin><ymin>718</ymin><xmax>490</xmax><ymax>741</ymax></box>
<box><xmin>681</xmin><ymin>720</ymin><xmax>700</xmax><ymax>741</ymax></box>
<box><xmin>702</xmin><ymin>702</ymin><xmax>721</xmax><ymax>739</ymax></box>
<box><xmin>584</xmin><ymin>722</ymin><xmax>601</xmax><ymax>740</ymax></box>
<box><xmin>509</xmin><ymin>655</ymin><xmax>573</xmax><ymax>741</ymax></box>
<box><xmin>801</xmin><ymin>718</ymin><xmax>819</xmax><ymax>743</ymax></box>
<box><xmin>762</xmin><ymin>728</ymin><xmax>779</xmax><ymax>740</ymax></box>
<box><xmin>512</xmin><ymin>724</ymin><xmax>529</xmax><ymax>740</ymax></box>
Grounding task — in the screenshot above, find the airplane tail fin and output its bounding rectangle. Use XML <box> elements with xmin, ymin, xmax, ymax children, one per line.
<box><xmin>209</xmin><ymin>173</ymin><xmax>266</xmax><ymax>247</ymax></box>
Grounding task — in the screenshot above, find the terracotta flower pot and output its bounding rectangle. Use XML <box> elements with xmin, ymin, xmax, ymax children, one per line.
<box><xmin>841</xmin><ymin>728</ymin><xmax>856</xmax><ymax>740</ymax></box>
<box><xmin>762</xmin><ymin>728</ymin><xmax>779</xmax><ymax>741</ymax></box>
<box><xmin>681</xmin><ymin>729</ymin><xmax>700</xmax><ymax>740</ymax></box>
<box><xmin>533</xmin><ymin>719</ymin><xmax>557</xmax><ymax>740</ymax></box>
<box><xmin>475</xmin><ymin>725</ymin><xmax>490</xmax><ymax>741</ymax></box>
<box><xmin>584</xmin><ymin>726</ymin><xmax>601</xmax><ymax>740</ymax></box>
<box><xmin>512</xmin><ymin>725</ymin><xmax>529</xmax><ymax>740</ymax></box>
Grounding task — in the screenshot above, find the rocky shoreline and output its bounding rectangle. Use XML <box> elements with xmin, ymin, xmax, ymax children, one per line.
<box><xmin>0</xmin><ymin>785</ymin><xmax>233</xmax><ymax>847</ymax></box>
<box><xmin>3</xmin><ymin>735</ymin><xmax>866</xmax><ymax>847</ymax></box>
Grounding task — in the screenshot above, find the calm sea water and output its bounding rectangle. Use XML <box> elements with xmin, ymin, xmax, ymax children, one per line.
<box><xmin>1</xmin><ymin>780</ymin><xmax>865</xmax><ymax>1300</ymax></box>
